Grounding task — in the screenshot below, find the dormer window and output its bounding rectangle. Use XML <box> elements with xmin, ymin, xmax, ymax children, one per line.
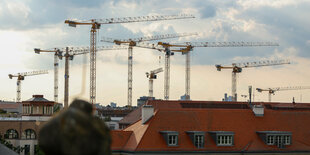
<box><xmin>168</xmin><ymin>135</ymin><xmax>178</xmax><ymax>146</ymax></box>
<box><xmin>257</xmin><ymin>131</ymin><xmax>292</xmax><ymax>148</ymax></box>
<box><xmin>160</xmin><ymin>131</ymin><xmax>178</xmax><ymax>146</ymax></box>
<box><xmin>217</xmin><ymin>135</ymin><xmax>233</xmax><ymax>146</ymax></box>
<box><xmin>209</xmin><ymin>131</ymin><xmax>234</xmax><ymax>146</ymax></box>
<box><xmin>186</xmin><ymin>131</ymin><xmax>205</xmax><ymax>148</ymax></box>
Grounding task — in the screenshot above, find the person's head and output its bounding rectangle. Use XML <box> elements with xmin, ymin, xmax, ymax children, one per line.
<box><xmin>39</xmin><ymin>99</ymin><xmax>111</xmax><ymax>155</ymax></box>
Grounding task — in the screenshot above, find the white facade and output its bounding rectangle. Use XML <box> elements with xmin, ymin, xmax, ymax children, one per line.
<box><xmin>105</xmin><ymin>117</ymin><xmax>123</xmax><ymax>130</ymax></box>
<box><xmin>21</xmin><ymin>116</ymin><xmax>51</xmax><ymax>121</ymax></box>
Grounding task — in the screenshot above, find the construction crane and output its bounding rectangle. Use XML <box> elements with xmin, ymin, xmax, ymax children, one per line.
<box><xmin>146</xmin><ymin>68</ymin><xmax>163</xmax><ymax>98</ymax></box>
<box><xmin>101</xmin><ymin>32</ymin><xmax>196</xmax><ymax>106</ymax></box>
<box><xmin>65</xmin><ymin>14</ymin><xmax>195</xmax><ymax>105</ymax></box>
<box><xmin>155</xmin><ymin>41</ymin><xmax>280</xmax><ymax>100</ymax></box>
<box><xmin>35</xmin><ymin>45</ymin><xmax>127</xmax><ymax>108</ymax></box>
<box><xmin>124</xmin><ymin>41</ymin><xmax>279</xmax><ymax>100</ymax></box>
<box><xmin>256</xmin><ymin>86</ymin><xmax>310</xmax><ymax>102</ymax></box>
<box><xmin>216</xmin><ymin>59</ymin><xmax>290</xmax><ymax>101</ymax></box>
<box><xmin>34</xmin><ymin>48</ymin><xmax>62</xmax><ymax>103</ymax></box>
<box><xmin>9</xmin><ymin>70</ymin><xmax>48</xmax><ymax>102</ymax></box>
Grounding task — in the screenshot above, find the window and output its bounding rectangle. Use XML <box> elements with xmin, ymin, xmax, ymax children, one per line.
<box><xmin>284</xmin><ymin>135</ymin><xmax>291</xmax><ymax>145</ymax></box>
<box><xmin>24</xmin><ymin>145</ymin><xmax>30</xmax><ymax>155</ymax></box>
<box><xmin>217</xmin><ymin>135</ymin><xmax>233</xmax><ymax>146</ymax></box>
<box><xmin>195</xmin><ymin>135</ymin><xmax>204</xmax><ymax>148</ymax></box>
<box><xmin>186</xmin><ymin>131</ymin><xmax>205</xmax><ymax>148</ymax></box>
<box><xmin>257</xmin><ymin>131</ymin><xmax>291</xmax><ymax>148</ymax></box>
<box><xmin>267</xmin><ymin>135</ymin><xmax>274</xmax><ymax>145</ymax></box>
<box><xmin>160</xmin><ymin>131</ymin><xmax>179</xmax><ymax>146</ymax></box>
<box><xmin>209</xmin><ymin>131</ymin><xmax>234</xmax><ymax>146</ymax></box>
<box><xmin>22</xmin><ymin>129</ymin><xmax>36</xmax><ymax>139</ymax></box>
<box><xmin>5</xmin><ymin>129</ymin><xmax>19</xmax><ymax>139</ymax></box>
<box><xmin>168</xmin><ymin>135</ymin><xmax>177</xmax><ymax>146</ymax></box>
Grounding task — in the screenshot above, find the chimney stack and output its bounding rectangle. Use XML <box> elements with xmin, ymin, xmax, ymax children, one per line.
<box><xmin>142</xmin><ymin>105</ymin><xmax>154</xmax><ymax>124</ymax></box>
<box><xmin>252</xmin><ymin>104</ymin><xmax>264</xmax><ymax>117</ymax></box>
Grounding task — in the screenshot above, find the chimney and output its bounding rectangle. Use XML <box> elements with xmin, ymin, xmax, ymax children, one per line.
<box><xmin>142</xmin><ymin>105</ymin><xmax>154</xmax><ymax>124</ymax></box>
<box><xmin>252</xmin><ymin>104</ymin><xmax>264</xmax><ymax>117</ymax></box>
<box><xmin>33</xmin><ymin>95</ymin><xmax>44</xmax><ymax>98</ymax></box>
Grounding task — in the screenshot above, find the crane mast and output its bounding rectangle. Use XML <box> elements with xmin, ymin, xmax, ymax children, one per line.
<box><xmin>35</xmin><ymin>45</ymin><xmax>127</xmax><ymax>108</ymax></box>
<box><xmin>64</xmin><ymin>47</ymin><xmax>70</xmax><ymax>108</ymax></box>
<box><xmin>128</xmin><ymin>46</ymin><xmax>133</xmax><ymax>106</ymax></box>
<box><xmin>54</xmin><ymin>54</ymin><xmax>59</xmax><ymax>103</ymax></box>
<box><xmin>164</xmin><ymin>48</ymin><xmax>172</xmax><ymax>100</ymax></box>
<box><xmin>257</xmin><ymin>86</ymin><xmax>310</xmax><ymax>102</ymax></box>
<box><xmin>146</xmin><ymin>68</ymin><xmax>163</xmax><ymax>97</ymax></box>
<box><xmin>101</xmin><ymin>32</ymin><xmax>196</xmax><ymax>105</ymax></box>
<box><xmin>216</xmin><ymin>59</ymin><xmax>290</xmax><ymax>101</ymax></box>
<box><xmin>65</xmin><ymin>14</ymin><xmax>194</xmax><ymax>105</ymax></box>
<box><xmin>34</xmin><ymin>48</ymin><xmax>62</xmax><ymax>103</ymax></box>
<box><xmin>9</xmin><ymin>70</ymin><xmax>48</xmax><ymax>102</ymax></box>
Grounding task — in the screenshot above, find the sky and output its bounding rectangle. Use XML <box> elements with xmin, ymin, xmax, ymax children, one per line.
<box><xmin>1</xmin><ymin>0</ymin><xmax>310</xmax><ymax>106</ymax></box>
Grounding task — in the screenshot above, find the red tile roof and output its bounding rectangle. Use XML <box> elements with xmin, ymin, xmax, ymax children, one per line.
<box><xmin>111</xmin><ymin>130</ymin><xmax>132</xmax><ymax>150</ymax></box>
<box><xmin>112</xmin><ymin>100</ymin><xmax>310</xmax><ymax>153</ymax></box>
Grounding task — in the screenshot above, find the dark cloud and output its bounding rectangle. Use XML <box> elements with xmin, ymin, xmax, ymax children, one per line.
<box><xmin>237</xmin><ymin>2</ymin><xmax>310</xmax><ymax>58</ymax></box>
<box><xmin>0</xmin><ymin>0</ymin><xmax>110</xmax><ymax>30</ymax></box>
<box><xmin>199</xmin><ymin>5</ymin><xmax>217</xmax><ymax>19</ymax></box>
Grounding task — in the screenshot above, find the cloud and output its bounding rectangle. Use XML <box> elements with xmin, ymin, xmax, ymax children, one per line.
<box><xmin>199</xmin><ymin>5</ymin><xmax>217</xmax><ymax>19</ymax></box>
<box><xmin>0</xmin><ymin>0</ymin><xmax>112</xmax><ymax>30</ymax></box>
<box><xmin>1</xmin><ymin>0</ymin><xmax>310</xmax><ymax>104</ymax></box>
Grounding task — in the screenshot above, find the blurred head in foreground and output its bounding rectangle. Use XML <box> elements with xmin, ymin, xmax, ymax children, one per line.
<box><xmin>39</xmin><ymin>99</ymin><xmax>111</xmax><ymax>155</ymax></box>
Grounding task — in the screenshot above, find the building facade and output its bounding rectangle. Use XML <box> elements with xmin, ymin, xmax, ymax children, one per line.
<box><xmin>111</xmin><ymin>100</ymin><xmax>310</xmax><ymax>154</ymax></box>
<box><xmin>0</xmin><ymin>95</ymin><xmax>54</xmax><ymax>155</ymax></box>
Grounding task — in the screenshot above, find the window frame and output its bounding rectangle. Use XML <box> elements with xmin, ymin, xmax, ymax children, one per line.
<box><xmin>159</xmin><ymin>131</ymin><xmax>179</xmax><ymax>147</ymax></box>
<box><xmin>5</xmin><ymin>129</ymin><xmax>19</xmax><ymax>139</ymax></box>
<box><xmin>168</xmin><ymin>134</ymin><xmax>178</xmax><ymax>146</ymax></box>
<box><xmin>217</xmin><ymin>135</ymin><xmax>234</xmax><ymax>146</ymax></box>
<box><xmin>257</xmin><ymin>131</ymin><xmax>292</xmax><ymax>148</ymax></box>
<box><xmin>208</xmin><ymin>131</ymin><xmax>234</xmax><ymax>146</ymax></box>
<box><xmin>22</xmin><ymin>129</ymin><xmax>36</xmax><ymax>140</ymax></box>
<box><xmin>186</xmin><ymin>131</ymin><xmax>205</xmax><ymax>148</ymax></box>
<box><xmin>194</xmin><ymin>134</ymin><xmax>204</xmax><ymax>148</ymax></box>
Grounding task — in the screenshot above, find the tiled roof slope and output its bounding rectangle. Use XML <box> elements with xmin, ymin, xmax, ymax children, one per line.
<box><xmin>118</xmin><ymin>106</ymin><xmax>142</xmax><ymax>126</ymax></box>
<box><xmin>113</xmin><ymin>100</ymin><xmax>310</xmax><ymax>153</ymax></box>
<box><xmin>110</xmin><ymin>130</ymin><xmax>132</xmax><ymax>150</ymax></box>
<box><xmin>118</xmin><ymin>100</ymin><xmax>183</xmax><ymax>126</ymax></box>
<box><xmin>25</xmin><ymin>95</ymin><xmax>50</xmax><ymax>102</ymax></box>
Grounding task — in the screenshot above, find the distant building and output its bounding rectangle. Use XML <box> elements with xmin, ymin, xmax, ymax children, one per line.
<box><xmin>222</xmin><ymin>93</ymin><xmax>233</xmax><ymax>101</ymax></box>
<box><xmin>111</xmin><ymin>100</ymin><xmax>310</xmax><ymax>154</ymax></box>
<box><xmin>0</xmin><ymin>100</ymin><xmax>22</xmax><ymax>114</ymax></box>
<box><xmin>105</xmin><ymin>117</ymin><xmax>123</xmax><ymax>130</ymax></box>
<box><xmin>180</xmin><ymin>94</ymin><xmax>191</xmax><ymax>100</ymax></box>
<box><xmin>21</xmin><ymin>95</ymin><xmax>55</xmax><ymax>121</ymax></box>
<box><xmin>110</xmin><ymin>102</ymin><xmax>117</xmax><ymax>108</ymax></box>
<box><xmin>0</xmin><ymin>95</ymin><xmax>54</xmax><ymax>155</ymax></box>
<box><xmin>137</xmin><ymin>96</ymin><xmax>155</xmax><ymax>107</ymax></box>
<box><xmin>98</xmin><ymin>107</ymin><xmax>136</xmax><ymax>130</ymax></box>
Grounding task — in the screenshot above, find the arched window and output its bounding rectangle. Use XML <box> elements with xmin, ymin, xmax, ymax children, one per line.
<box><xmin>4</xmin><ymin>129</ymin><xmax>19</xmax><ymax>139</ymax></box>
<box><xmin>22</xmin><ymin>129</ymin><xmax>36</xmax><ymax>139</ymax></box>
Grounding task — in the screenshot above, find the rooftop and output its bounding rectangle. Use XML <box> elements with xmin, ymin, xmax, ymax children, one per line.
<box><xmin>25</xmin><ymin>95</ymin><xmax>49</xmax><ymax>102</ymax></box>
<box><xmin>112</xmin><ymin>100</ymin><xmax>310</xmax><ymax>153</ymax></box>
